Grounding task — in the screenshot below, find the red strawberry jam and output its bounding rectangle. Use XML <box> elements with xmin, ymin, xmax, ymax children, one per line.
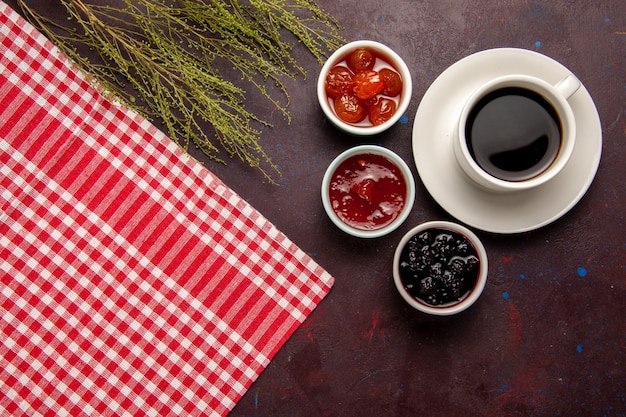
<box><xmin>328</xmin><ymin>153</ymin><xmax>407</xmax><ymax>230</ymax></box>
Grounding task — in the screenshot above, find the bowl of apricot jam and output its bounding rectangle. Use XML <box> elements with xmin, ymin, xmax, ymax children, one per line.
<box><xmin>393</xmin><ymin>221</ymin><xmax>488</xmax><ymax>315</ymax></box>
<box><xmin>321</xmin><ymin>145</ymin><xmax>415</xmax><ymax>238</ymax></box>
<box><xmin>317</xmin><ymin>40</ymin><xmax>412</xmax><ymax>136</ymax></box>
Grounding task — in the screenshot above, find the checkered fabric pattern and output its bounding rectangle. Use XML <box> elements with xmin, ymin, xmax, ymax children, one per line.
<box><xmin>0</xmin><ymin>2</ymin><xmax>334</xmax><ymax>416</ymax></box>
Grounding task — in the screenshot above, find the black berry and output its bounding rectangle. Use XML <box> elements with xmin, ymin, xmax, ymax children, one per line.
<box><xmin>399</xmin><ymin>228</ymin><xmax>480</xmax><ymax>306</ymax></box>
<box><xmin>419</xmin><ymin>276</ymin><xmax>437</xmax><ymax>295</ymax></box>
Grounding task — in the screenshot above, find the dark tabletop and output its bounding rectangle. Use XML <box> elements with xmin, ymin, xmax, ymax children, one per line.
<box><xmin>5</xmin><ymin>0</ymin><xmax>625</xmax><ymax>416</ymax></box>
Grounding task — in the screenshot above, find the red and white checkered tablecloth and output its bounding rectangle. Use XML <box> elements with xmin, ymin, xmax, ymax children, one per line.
<box><xmin>0</xmin><ymin>2</ymin><xmax>334</xmax><ymax>415</ymax></box>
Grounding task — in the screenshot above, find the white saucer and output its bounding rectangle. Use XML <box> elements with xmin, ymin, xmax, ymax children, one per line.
<box><xmin>412</xmin><ymin>48</ymin><xmax>602</xmax><ymax>234</ymax></box>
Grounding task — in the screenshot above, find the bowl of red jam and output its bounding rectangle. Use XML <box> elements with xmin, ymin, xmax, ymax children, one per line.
<box><xmin>317</xmin><ymin>40</ymin><xmax>412</xmax><ymax>136</ymax></box>
<box><xmin>321</xmin><ymin>145</ymin><xmax>415</xmax><ymax>238</ymax></box>
<box><xmin>393</xmin><ymin>221</ymin><xmax>488</xmax><ymax>315</ymax></box>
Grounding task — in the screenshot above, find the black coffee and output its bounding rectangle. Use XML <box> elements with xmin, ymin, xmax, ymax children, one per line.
<box><xmin>466</xmin><ymin>87</ymin><xmax>562</xmax><ymax>182</ymax></box>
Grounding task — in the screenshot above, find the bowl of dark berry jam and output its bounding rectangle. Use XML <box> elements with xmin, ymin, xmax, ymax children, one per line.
<box><xmin>322</xmin><ymin>145</ymin><xmax>415</xmax><ymax>238</ymax></box>
<box><xmin>317</xmin><ymin>40</ymin><xmax>412</xmax><ymax>136</ymax></box>
<box><xmin>393</xmin><ymin>221</ymin><xmax>488</xmax><ymax>315</ymax></box>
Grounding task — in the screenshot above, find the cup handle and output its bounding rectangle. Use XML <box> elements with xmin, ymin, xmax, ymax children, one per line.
<box><xmin>555</xmin><ymin>74</ymin><xmax>581</xmax><ymax>99</ymax></box>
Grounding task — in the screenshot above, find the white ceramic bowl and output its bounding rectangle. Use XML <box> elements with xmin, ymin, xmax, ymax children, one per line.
<box><xmin>317</xmin><ymin>40</ymin><xmax>412</xmax><ymax>136</ymax></box>
<box><xmin>321</xmin><ymin>145</ymin><xmax>415</xmax><ymax>238</ymax></box>
<box><xmin>392</xmin><ymin>221</ymin><xmax>488</xmax><ymax>315</ymax></box>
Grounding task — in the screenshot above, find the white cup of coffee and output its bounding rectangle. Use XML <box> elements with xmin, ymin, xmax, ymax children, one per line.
<box><xmin>453</xmin><ymin>74</ymin><xmax>580</xmax><ymax>192</ymax></box>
